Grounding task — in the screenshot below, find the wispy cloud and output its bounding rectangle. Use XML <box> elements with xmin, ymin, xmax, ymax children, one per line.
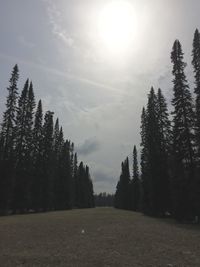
<box><xmin>44</xmin><ymin>0</ymin><xmax>74</xmax><ymax>47</ymax></box>
<box><xmin>0</xmin><ymin>52</ymin><xmax>125</xmax><ymax>96</ymax></box>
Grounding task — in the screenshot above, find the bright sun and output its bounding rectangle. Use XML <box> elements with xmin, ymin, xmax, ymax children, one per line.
<box><xmin>98</xmin><ymin>1</ymin><xmax>137</xmax><ymax>55</ymax></box>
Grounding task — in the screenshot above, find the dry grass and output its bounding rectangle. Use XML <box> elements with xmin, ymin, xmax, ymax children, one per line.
<box><xmin>0</xmin><ymin>207</ymin><xmax>200</xmax><ymax>266</ymax></box>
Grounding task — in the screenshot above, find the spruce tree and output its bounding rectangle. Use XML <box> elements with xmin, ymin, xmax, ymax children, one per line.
<box><xmin>141</xmin><ymin>87</ymin><xmax>169</xmax><ymax>216</ymax></box>
<box><xmin>15</xmin><ymin>79</ymin><xmax>29</xmax><ymax>162</ymax></box>
<box><xmin>74</xmin><ymin>153</ymin><xmax>79</xmax><ymax>207</ymax></box>
<box><xmin>140</xmin><ymin>107</ymin><xmax>148</xmax><ymax>212</ymax></box>
<box><xmin>32</xmin><ymin>100</ymin><xmax>43</xmax><ymax>162</ymax></box>
<box><xmin>0</xmin><ymin>64</ymin><xmax>19</xmax><ymax>214</ymax></box>
<box><xmin>156</xmin><ymin>88</ymin><xmax>172</xmax><ymax>214</ymax></box>
<box><xmin>142</xmin><ymin>87</ymin><xmax>160</xmax><ymax>215</ymax></box>
<box><xmin>13</xmin><ymin>79</ymin><xmax>30</xmax><ymax>213</ymax></box>
<box><xmin>54</xmin><ymin>127</ymin><xmax>66</xmax><ymax>210</ymax></box>
<box><xmin>0</xmin><ymin>64</ymin><xmax>19</xmax><ymax>160</ymax></box>
<box><xmin>31</xmin><ymin>100</ymin><xmax>43</xmax><ymax>211</ymax></box>
<box><xmin>192</xmin><ymin>29</ymin><xmax>200</xmax><ymax>220</ymax></box>
<box><xmin>171</xmin><ymin>40</ymin><xmax>195</xmax><ymax>220</ymax></box>
<box><xmin>114</xmin><ymin>157</ymin><xmax>130</xmax><ymax>210</ymax></box>
<box><xmin>192</xmin><ymin>29</ymin><xmax>200</xmax><ymax>161</ymax></box>
<box><xmin>130</xmin><ymin>145</ymin><xmax>140</xmax><ymax>211</ymax></box>
<box><xmin>41</xmin><ymin>111</ymin><xmax>54</xmax><ymax>211</ymax></box>
<box><xmin>26</xmin><ymin>82</ymin><xmax>35</xmax><ymax>156</ymax></box>
<box><xmin>85</xmin><ymin>165</ymin><xmax>95</xmax><ymax>208</ymax></box>
<box><xmin>53</xmin><ymin>118</ymin><xmax>60</xmax><ymax>159</ymax></box>
<box><xmin>76</xmin><ymin>161</ymin><xmax>85</xmax><ymax>208</ymax></box>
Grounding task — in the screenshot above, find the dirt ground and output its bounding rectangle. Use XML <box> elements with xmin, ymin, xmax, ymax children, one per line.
<box><xmin>0</xmin><ymin>207</ymin><xmax>200</xmax><ymax>266</ymax></box>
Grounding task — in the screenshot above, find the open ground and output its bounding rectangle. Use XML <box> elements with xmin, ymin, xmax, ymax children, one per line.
<box><xmin>0</xmin><ymin>207</ymin><xmax>200</xmax><ymax>266</ymax></box>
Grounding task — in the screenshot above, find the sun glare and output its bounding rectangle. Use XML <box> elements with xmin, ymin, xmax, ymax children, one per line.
<box><xmin>98</xmin><ymin>1</ymin><xmax>137</xmax><ymax>55</ymax></box>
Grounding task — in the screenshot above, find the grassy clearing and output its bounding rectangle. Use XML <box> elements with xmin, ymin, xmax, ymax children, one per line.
<box><xmin>0</xmin><ymin>207</ymin><xmax>200</xmax><ymax>266</ymax></box>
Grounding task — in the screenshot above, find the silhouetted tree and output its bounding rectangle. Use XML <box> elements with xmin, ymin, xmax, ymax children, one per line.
<box><xmin>130</xmin><ymin>145</ymin><xmax>140</xmax><ymax>211</ymax></box>
<box><xmin>0</xmin><ymin>64</ymin><xmax>19</xmax><ymax>160</ymax></box>
<box><xmin>140</xmin><ymin>107</ymin><xmax>148</xmax><ymax>212</ymax></box>
<box><xmin>192</xmin><ymin>29</ymin><xmax>200</xmax><ymax>161</ymax></box>
<box><xmin>192</xmin><ymin>29</ymin><xmax>200</xmax><ymax>220</ymax></box>
<box><xmin>156</xmin><ymin>88</ymin><xmax>172</xmax><ymax>214</ymax></box>
<box><xmin>13</xmin><ymin>79</ymin><xmax>31</xmax><ymax>213</ymax></box>
<box><xmin>171</xmin><ymin>40</ymin><xmax>195</xmax><ymax>220</ymax></box>
<box><xmin>140</xmin><ymin>88</ymin><xmax>171</xmax><ymax>216</ymax></box>
<box><xmin>115</xmin><ymin>157</ymin><xmax>130</xmax><ymax>210</ymax></box>
<box><xmin>0</xmin><ymin>64</ymin><xmax>19</xmax><ymax>214</ymax></box>
<box><xmin>76</xmin><ymin>162</ymin><xmax>94</xmax><ymax>208</ymax></box>
<box><xmin>41</xmin><ymin>111</ymin><xmax>54</xmax><ymax>211</ymax></box>
<box><xmin>31</xmin><ymin>99</ymin><xmax>43</xmax><ymax>211</ymax></box>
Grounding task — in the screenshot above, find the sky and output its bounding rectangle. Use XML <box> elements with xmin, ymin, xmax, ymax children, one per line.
<box><xmin>0</xmin><ymin>0</ymin><xmax>200</xmax><ymax>193</ymax></box>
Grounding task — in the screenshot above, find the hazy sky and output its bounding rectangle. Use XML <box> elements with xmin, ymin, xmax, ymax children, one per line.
<box><xmin>0</xmin><ymin>0</ymin><xmax>200</xmax><ymax>193</ymax></box>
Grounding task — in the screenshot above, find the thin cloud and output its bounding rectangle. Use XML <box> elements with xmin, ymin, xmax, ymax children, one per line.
<box><xmin>45</xmin><ymin>0</ymin><xmax>74</xmax><ymax>47</ymax></box>
<box><xmin>76</xmin><ymin>137</ymin><xmax>100</xmax><ymax>156</ymax></box>
<box><xmin>0</xmin><ymin>52</ymin><xmax>125</xmax><ymax>96</ymax></box>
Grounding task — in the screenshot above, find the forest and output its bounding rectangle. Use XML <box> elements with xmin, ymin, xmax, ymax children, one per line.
<box><xmin>0</xmin><ymin>66</ymin><xmax>94</xmax><ymax>215</ymax></box>
<box><xmin>115</xmin><ymin>29</ymin><xmax>200</xmax><ymax>222</ymax></box>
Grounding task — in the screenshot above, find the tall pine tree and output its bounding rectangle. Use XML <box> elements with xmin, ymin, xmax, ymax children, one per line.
<box><xmin>192</xmin><ymin>29</ymin><xmax>200</xmax><ymax>162</ymax></box>
<box><xmin>0</xmin><ymin>64</ymin><xmax>19</xmax><ymax>214</ymax></box>
<box><xmin>31</xmin><ymin>100</ymin><xmax>43</xmax><ymax>211</ymax></box>
<box><xmin>114</xmin><ymin>157</ymin><xmax>130</xmax><ymax>210</ymax></box>
<box><xmin>13</xmin><ymin>79</ymin><xmax>30</xmax><ymax>213</ymax></box>
<box><xmin>171</xmin><ymin>40</ymin><xmax>195</xmax><ymax>220</ymax></box>
<box><xmin>130</xmin><ymin>145</ymin><xmax>140</xmax><ymax>211</ymax></box>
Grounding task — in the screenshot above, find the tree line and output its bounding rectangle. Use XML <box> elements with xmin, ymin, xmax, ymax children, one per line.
<box><xmin>115</xmin><ymin>29</ymin><xmax>200</xmax><ymax>222</ymax></box>
<box><xmin>0</xmin><ymin>65</ymin><xmax>94</xmax><ymax>215</ymax></box>
<box><xmin>94</xmin><ymin>192</ymin><xmax>114</xmax><ymax>207</ymax></box>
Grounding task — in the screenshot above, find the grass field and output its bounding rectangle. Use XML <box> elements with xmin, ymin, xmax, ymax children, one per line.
<box><xmin>1</xmin><ymin>207</ymin><xmax>200</xmax><ymax>266</ymax></box>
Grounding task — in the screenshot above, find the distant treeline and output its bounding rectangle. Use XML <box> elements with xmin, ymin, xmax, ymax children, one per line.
<box><xmin>115</xmin><ymin>29</ymin><xmax>200</xmax><ymax>222</ymax></box>
<box><xmin>94</xmin><ymin>193</ymin><xmax>114</xmax><ymax>207</ymax></box>
<box><xmin>0</xmin><ymin>66</ymin><xmax>94</xmax><ymax>215</ymax></box>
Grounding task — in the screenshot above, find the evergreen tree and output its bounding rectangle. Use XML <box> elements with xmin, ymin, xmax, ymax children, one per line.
<box><xmin>140</xmin><ymin>107</ymin><xmax>148</xmax><ymax>212</ymax></box>
<box><xmin>74</xmin><ymin>153</ymin><xmax>79</xmax><ymax>207</ymax></box>
<box><xmin>140</xmin><ymin>87</ymin><xmax>170</xmax><ymax>216</ymax></box>
<box><xmin>32</xmin><ymin>100</ymin><xmax>43</xmax><ymax>162</ymax></box>
<box><xmin>69</xmin><ymin>142</ymin><xmax>75</xmax><ymax>208</ymax></box>
<box><xmin>76</xmin><ymin>162</ymin><xmax>94</xmax><ymax>208</ymax></box>
<box><xmin>13</xmin><ymin>79</ymin><xmax>30</xmax><ymax>213</ymax></box>
<box><xmin>156</xmin><ymin>88</ymin><xmax>172</xmax><ymax>214</ymax></box>
<box><xmin>171</xmin><ymin>40</ymin><xmax>195</xmax><ymax>220</ymax></box>
<box><xmin>0</xmin><ymin>64</ymin><xmax>19</xmax><ymax>159</ymax></box>
<box><xmin>191</xmin><ymin>29</ymin><xmax>200</xmax><ymax>220</ymax></box>
<box><xmin>54</xmin><ymin>127</ymin><xmax>67</xmax><ymax>210</ymax></box>
<box><xmin>115</xmin><ymin>157</ymin><xmax>130</xmax><ymax>210</ymax></box>
<box><xmin>15</xmin><ymin>79</ymin><xmax>29</xmax><ymax>162</ymax></box>
<box><xmin>53</xmin><ymin>118</ymin><xmax>60</xmax><ymax>158</ymax></box>
<box><xmin>145</xmin><ymin>87</ymin><xmax>160</xmax><ymax>215</ymax></box>
<box><xmin>85</xmin><ymin>165</ymin><xmax>95</xmax><ymax>208</ymax></box>
<box><xmin>192</xmin><ymin>29</ymin><xmax>200</xmax><ymax>161</ymax></box>
<box><xmin>76</xmin><ymin>161</ymin><xmax>85</xmax><ymax>208</ymax></box>
<box><xmin>31</xmin><ymin>100</ymin><xmax>43</xmax><ymax>211</ymax></box>
<box><xmin>65</xmin><ymin>140</ymin><xmax>74</xmax><ymax>209</ymax></box>
<box><xmin>130</xmin><ymin>145</ymin><xmax>140</xmax><ymax>211</ymax></box>
<box><xmin>41</xmin><ymin>111</ymin><xmax>54</xmax><ymax>211</ymax></box>
<box><xmin>26</xmin><ymin>81</ymin><xmax>35</xmax><ymax>156</ymax></box>
<box><xmin>0</xmin><ymin>64</ymin><xmax>19</xmax><ymax>214</ymax></box>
